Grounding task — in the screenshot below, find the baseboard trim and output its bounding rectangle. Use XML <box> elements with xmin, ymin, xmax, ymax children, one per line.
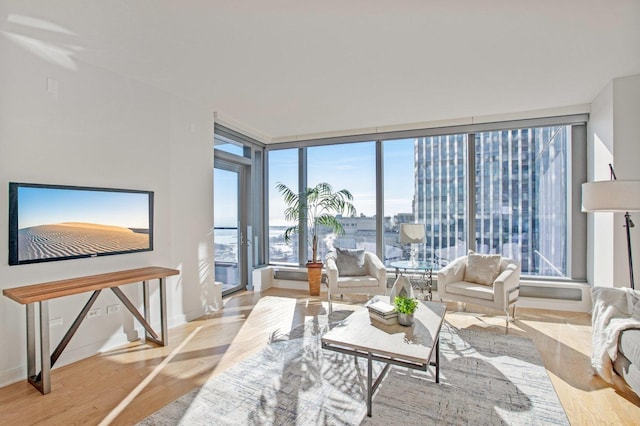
<box><xmin>0</xmin><ymin>365</ymin><xmax>25</xmax><ymax>388</ymax></box>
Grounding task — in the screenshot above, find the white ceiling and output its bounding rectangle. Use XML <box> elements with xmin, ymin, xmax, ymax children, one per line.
<box><xmin>3</xmin><ymin>0</ymin><xmax>640</xmax><ymax>141</ymax></box>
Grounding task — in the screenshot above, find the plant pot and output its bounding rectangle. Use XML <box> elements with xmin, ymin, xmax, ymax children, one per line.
<box><xmin>306</xmin><ymin>261</ymin><xmax>323</xmax><ymax>296</ymax></box>
<box><xmin>398</xmin><ymin>312</ymin><xmax>414</xmax><ymax>326</ymax></box>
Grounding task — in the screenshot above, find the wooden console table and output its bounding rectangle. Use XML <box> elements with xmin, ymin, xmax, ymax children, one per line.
<box><xmin>2</xmin><ymin>266</ymin><xmax>179</xmax><ymax>394</ymax></box>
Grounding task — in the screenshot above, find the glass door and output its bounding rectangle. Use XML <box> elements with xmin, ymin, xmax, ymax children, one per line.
<box><xmin>214</xmin><ymin>162</ymin><xmax>248</xmax><ymax>295</ymax></box>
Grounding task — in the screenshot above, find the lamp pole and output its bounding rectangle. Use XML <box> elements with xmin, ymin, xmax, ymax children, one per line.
<box><xmin>610</xmin><ymin>164</ymin><xmax>636</xmax><ymax>290</ymax></box>
<box><xmin>625</xmin><ymin>212</ymin><xmax>636</xmax><ymax>290</ymax></box>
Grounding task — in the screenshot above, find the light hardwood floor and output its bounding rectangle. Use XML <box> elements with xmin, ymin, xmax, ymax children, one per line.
<box><xmin>0</xmin><ymin>288</ymin><xmax>638</xmax><ymax>425</ymax></box>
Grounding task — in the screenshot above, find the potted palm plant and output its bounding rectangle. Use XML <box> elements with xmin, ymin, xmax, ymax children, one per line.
<box><xmin>276</xmin><ymin>182</ymin><xmax>356</xmax><ymax>295</ymax></box>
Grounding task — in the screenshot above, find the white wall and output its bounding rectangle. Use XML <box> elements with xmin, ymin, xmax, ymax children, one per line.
<box><xmin>588</xmin><ymin>74</ymin><xmax>640</xmax><ymax>288</ymax></box>
<box><xmin>612</xmin><ymin>75</ymin><xmax>640</xmax><ymax>287</ymax></box>
<box><xmin>588</xmin><ymin>81</ymin><xmax>615</xmax><ymax>287</ymax></box>
<box><xmin>0</xmin><ymin>33</ymin><xmax>218</xmax><ymax>386</ymax></box>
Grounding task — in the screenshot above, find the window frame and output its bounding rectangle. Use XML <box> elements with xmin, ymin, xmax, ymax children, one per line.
<box><xmin>214</xmin><ymin>124</ymin><xmax>267</xmax><ymax>271</ymax></box>
<box><xmin>265</xmin><ymin>114</ymin><xmax>588</xmax><ymax>282</ymax></box>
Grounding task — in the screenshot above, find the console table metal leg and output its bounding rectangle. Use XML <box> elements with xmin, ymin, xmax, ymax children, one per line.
<box><xmin>143</xmin><ymin>280</ymin><xmax>150</xmax><ymax>329</ymax></box>
<box><xmin>26</xmin><ymin>301</ymin><xmax>51</xmax><ymax>394</ymax></box>
<box><xmin>159</xmin><ymin>277</ymin><xmax>167</xmax><ymax>345</ymax></box>
<box><xmin>39</xmin><ymin>301</ymin><xmax>51</xmax><ymax>394</ymax></box>
<box><xmin>26</xmin><ymin>303</ymin><xmax>36</xmax><ymax>385</ymax></box>
<box><xmin>142</xmin><ymin>278</ymin><xmax>167</xmax><ymax>346</ymax></box>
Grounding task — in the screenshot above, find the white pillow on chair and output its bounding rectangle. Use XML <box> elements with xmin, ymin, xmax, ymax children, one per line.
<box><xmin>334</xmin><ymin>248</ymin><xmax>367</xmax><ymax>276</ymax></box>
<box><xmin>464</xmin><ymin>251</ymin><xmax>501</xmax><ymax>285</ymax></box>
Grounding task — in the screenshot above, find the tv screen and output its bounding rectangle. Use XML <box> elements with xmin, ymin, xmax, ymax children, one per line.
<box><xmin>8</xmin><ymin>182</ymin><xmax>154</xmax><ymax>265</ymax></box>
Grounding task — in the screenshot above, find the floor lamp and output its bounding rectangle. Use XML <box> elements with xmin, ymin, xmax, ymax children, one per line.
<box><xmin>582</xmin><ymin>164</ymin><xmax>640</xmax><ymax>289</ymax></box>
<box><xmin>399</xmin><ymin>223</ymin><xmax>426</xmax><ymax>266</ymax></box>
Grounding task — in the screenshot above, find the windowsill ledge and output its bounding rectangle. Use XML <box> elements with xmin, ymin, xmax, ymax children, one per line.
<box><xmin>253</xmin><ymin>265</ymin><xmax>318</xmax><ymax>292</ymax></box>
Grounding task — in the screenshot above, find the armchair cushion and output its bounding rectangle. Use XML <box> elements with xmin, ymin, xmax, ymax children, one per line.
<box><xmin>464</xmin><ymin>251</ymin><xmax>501</xmax><ymax>285</ymax></box>
<box><xmin>336</xmin><ymin>276</ymin><xmax>380</xmax><ymax>289</ymax></box>
<box><xmin>445</xmin><ymin>281</ymin><xmax>495</xmax><ymax>301</ymax></box>
<box><xmin>334</xmin><ymin>247</ymin><xmax>367</xmax><ymax>276</ymax></box>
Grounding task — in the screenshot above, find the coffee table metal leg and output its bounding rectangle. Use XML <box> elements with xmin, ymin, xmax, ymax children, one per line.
<box><xmin>367</xmin><ymin>352</ymin><xmax>373</xmax><ymax>417</ymax></box>
<box><xmin>365</xmin><ymin>352</ymin><xmax>393</xmax><ymax>417</ymax></box>
<box><xmin>435</xmin><ymin>337</ymin><xmax>440</xmax><ymax>383</ymax></box>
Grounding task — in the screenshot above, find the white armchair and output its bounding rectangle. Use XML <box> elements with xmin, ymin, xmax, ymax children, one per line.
<box><xmin>325</xmin><ymin>249</ymin><xmax>387</xmax><ymax>304</ymax></box>
<box><xmin>437</xmin><ymin>253</ymin><xmax>520</xmax><ymax>327</ymax></box>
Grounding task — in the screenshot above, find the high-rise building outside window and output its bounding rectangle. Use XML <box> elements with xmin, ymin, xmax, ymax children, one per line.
<box><xmin>473</xmin><ymin>126</ymin><xmax>569</xmax><ymax>277</ymax></box>
<box><xmin>414</xmin><ymin>134</ymin><xmax>468</xmax><ymax>265</ymax></box>
<box><xmin>412</xmin><ymin>126</ymin><xmax>569</xmax><ymax>277</ymax></box>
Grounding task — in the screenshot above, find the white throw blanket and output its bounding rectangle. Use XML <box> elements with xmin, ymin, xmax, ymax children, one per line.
<box><xmin>591</xmin><ymin>286</ymin><xmax>640</xmax><ymax>382</ymax></box>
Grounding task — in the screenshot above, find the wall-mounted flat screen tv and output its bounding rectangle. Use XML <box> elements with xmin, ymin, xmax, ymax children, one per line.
<box><xmin>8</xmin><ymin>182</ymin><xmax>154</xmax><ymax>265</ymax></box>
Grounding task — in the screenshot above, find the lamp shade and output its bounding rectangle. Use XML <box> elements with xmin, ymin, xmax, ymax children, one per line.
<box><xmin>582</xmin><ymin>180</ymin><xmax>640</xmax><ymax>212</ymax></box>
<box><xmin>399</xmin><ymin>223</ymin><xmax>426</xmax><ymax>243</ymax></box>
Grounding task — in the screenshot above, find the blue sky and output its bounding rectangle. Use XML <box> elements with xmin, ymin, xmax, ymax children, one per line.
<box><xmin>18</xmin><ymin>186</ymin><xmax>150</xmax><ymax>229</ymax></box>
<box><xmin>257</xmin><ymin>139</ymin><xmax>416</xmax><ymax>227</ymax></box>
<box><xmin>214</xmin><ymin>169</ymin><xmax>238</xmax><ymax>228</ymax></box>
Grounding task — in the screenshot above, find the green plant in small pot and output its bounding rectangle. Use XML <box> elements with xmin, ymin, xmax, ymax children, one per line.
<box><xmin>394</xmin><ymin>296</ymin><xmax>418</xmax><ymax>326</ymax></box>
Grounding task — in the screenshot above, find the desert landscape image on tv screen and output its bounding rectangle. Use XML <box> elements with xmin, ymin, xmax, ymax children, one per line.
<box><xmin>15</xmin><ymin>185</ymin><xmax>152</xmax><ymax>263</ymax></box>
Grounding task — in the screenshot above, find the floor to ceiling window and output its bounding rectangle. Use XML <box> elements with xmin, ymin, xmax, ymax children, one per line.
<box><xmin>413</xmin><ymin>134</ymin><xmax>468</xmax><ymax>266</ymax></box>
<box><xmin>213</xmin><ymin>165</ymin><xmax>242</xmax><ymax>294</ymax></box>
<box><xmin>214</xmin><ymin>125</ymin><xmax>265</xmax><ymax>294</ymax></box>
<box><xmin>266</xmin><ymin>115</ymin><xmax>585</xmax><ymax>282</ymax></box>
<box><xmin>382</xmin><ymin>138</ymin><xmax>416</xmax><ymax>265</ymax></box>
<box><xmin>473</xmin><ymin>126</ymin><xmax>569</xmax><ymax>277</ymax></box>
<box><xmin>267</xmin><ymin>142</ymin><xmax>376</xmax><ymax>264</ymax></box>
<box><xmin>268</xmin><ymin>149</ymin><xmax>299</xmax><ymax>265</ymax></box>
<box><xmin>307</xmin><ymin>142</ymin><xmax>376</xmax><ymax>261</ymax></box>
<box><xmin>383</xmin><ymin>135</ymin><xmax>468</xmax><ymax>267</ymax></box>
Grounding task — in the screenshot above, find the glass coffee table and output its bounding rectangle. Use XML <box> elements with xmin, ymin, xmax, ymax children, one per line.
<box><xmin>321</xmin><ymin>296</ymin><xmax>446</xmax><ymax>417</ymax></box>
<box><xmin>389</xmin><ymin>260</ymin><xmax>439</xmax><ymax>301</ymax></box>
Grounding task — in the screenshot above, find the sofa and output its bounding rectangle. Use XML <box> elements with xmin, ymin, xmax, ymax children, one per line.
<box><xmin>591</xmin><ymin>286</ymin><xmax>640</xmax><ymax>395</ymax></box>
<box><xmin>591</xmin><ymin>286</ymin><xmax>640</xmax><ymax>396</ymax></box>
<box><xmin>613</xmin><ymin>329</ymin><xmax>640</xmax><ymax>395</ymax></box>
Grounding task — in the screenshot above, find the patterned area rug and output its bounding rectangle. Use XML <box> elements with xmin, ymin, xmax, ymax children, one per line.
<box><xmin>139</xmin><ymin>310</ymin><xmax>568</xmax><ymax>425</ymax></box>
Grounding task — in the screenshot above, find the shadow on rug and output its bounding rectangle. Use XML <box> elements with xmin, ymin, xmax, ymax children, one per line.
<box><xmin>139</xmin><ymin>310</ymin><xmax>568</xmax><ymax>425</ymax></box>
